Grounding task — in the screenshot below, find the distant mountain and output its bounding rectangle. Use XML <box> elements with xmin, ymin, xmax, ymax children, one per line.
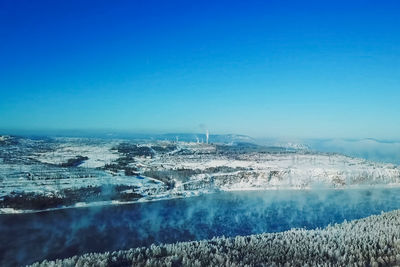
<box><xmin>306</xmin><ymin>138</ymin><xmax>400</xmax><ymax>165</ymax></box>
<box><xmin>0</xmin><ymin>130</ymin><xmax>256</xmax><ymax>145</ymax></box>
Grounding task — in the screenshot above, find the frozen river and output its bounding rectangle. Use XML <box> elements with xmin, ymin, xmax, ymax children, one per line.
<box><xmin>1</xmin><ymin>187</ymin><xmax>400</xmax><ymax>266</ymax></box>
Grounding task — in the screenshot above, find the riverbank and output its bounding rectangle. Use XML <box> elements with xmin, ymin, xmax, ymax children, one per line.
<box><xmin>2</xmin><ymin>183</ymin><xmax>400</xmax><ymax>215</ymax></box>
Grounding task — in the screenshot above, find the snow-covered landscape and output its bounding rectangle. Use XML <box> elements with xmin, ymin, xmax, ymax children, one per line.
<box><xmin>1</xmin><ymin>134</ymin><xmax>400</xmax><ymax>213</ymax></box>
<box><xmin>2</xmin><ymin>134</ymin><xmax>400</xmax><ymax>266</ymax></box>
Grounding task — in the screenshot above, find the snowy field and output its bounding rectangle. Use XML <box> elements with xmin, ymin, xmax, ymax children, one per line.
<box><xmin>33</xmin><ymin>138</ymin><xmax>121</xmax><ymax>168</ymax></box>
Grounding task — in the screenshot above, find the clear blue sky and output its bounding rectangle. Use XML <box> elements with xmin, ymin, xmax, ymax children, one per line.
<box><xmin>1</xmin><ymin>0</ymin><xmax>399</xmax><ymax>139</ymax></box>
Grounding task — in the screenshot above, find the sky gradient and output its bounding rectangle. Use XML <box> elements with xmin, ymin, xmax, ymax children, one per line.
<box><xmin>1</xmin><ymin>0</ymin><xmax>399</xmax><ymax>139</ymax></box>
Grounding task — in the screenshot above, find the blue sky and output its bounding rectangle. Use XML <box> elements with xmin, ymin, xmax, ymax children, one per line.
<box><xmin>0</xmin><ymin>0</ymin><xmax>399</xmax><ymax>139</ymax></box>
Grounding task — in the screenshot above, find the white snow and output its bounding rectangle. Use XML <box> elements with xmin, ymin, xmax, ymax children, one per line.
<box><xmin>33</xmin><ymin>139</ymin><xmax>120</xmax><ymax>168</ymax></box>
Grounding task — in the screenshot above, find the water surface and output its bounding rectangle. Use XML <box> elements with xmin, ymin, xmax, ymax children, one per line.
<box><xmin>1</xmin><ymin>188</ymin><xmax>400</xmax><ymax>266</ymax></box>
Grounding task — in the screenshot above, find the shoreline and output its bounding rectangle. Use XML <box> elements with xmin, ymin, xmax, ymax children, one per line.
<box><xmin>2</xmin><ymin>183</ymin><xmax>400</xmax><ymax>215</ymax></box>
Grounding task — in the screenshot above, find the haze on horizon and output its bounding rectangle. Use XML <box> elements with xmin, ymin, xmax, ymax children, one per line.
<box><xmin>1</xmin><ymin>1</ymin><xmax>399</xmax><ymax>140</ymax></box>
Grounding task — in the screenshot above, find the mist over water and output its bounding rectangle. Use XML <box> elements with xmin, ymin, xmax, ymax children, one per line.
<box><xmin>307</xmin><ymin>139</ymin><xmax>400</xmax><ymax>164</ymax></box>
<box><xmin>1</xmin><ymin>188</ymin><xmax>400</xmax><ymax>266</ymax></box>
